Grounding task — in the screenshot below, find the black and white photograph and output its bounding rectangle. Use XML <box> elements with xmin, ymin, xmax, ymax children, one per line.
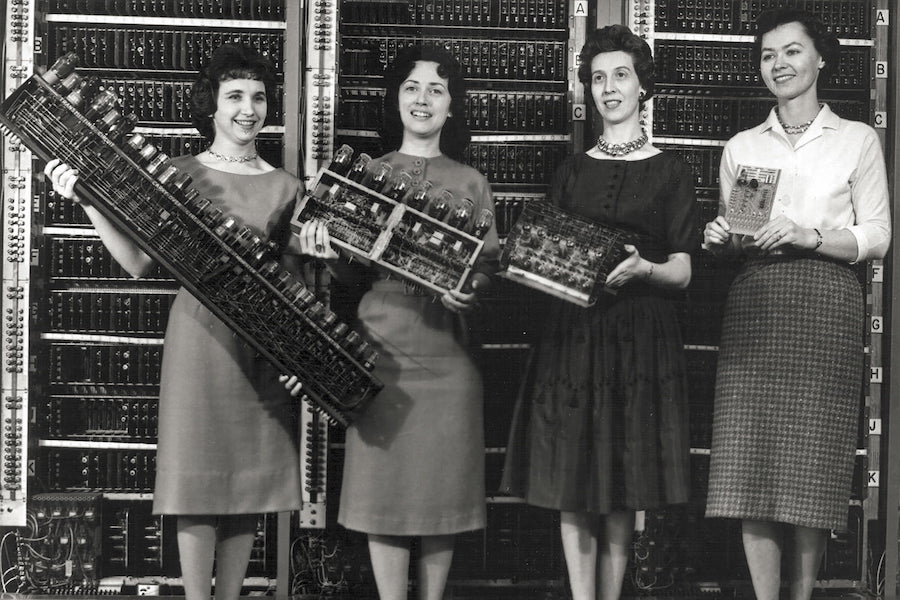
<box><xmin>0</xmin><ymin>1</ymin><xmax>896</xmax><ymax>599</ymax></box>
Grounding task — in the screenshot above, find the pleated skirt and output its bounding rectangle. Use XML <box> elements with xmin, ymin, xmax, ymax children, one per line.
<box><xmin>705</xmin><ymin>257</ymin><xmax>863</xmax><ymax>530</ymax></box>
<box><xmin>501</xmin><ymin>292</ymin><xmax>691</xmax><ymax>514</ymax></box>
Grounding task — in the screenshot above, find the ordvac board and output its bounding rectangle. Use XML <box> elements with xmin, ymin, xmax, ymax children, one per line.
<box><xmin>293</xmin><ymin>145</ymin><xmax>494</xmax><ymax>296</ymax></box>
<box><xmin>500</xmin><ymin>201</ymin><xmax>637</xmax><ymax>306</ymax></box>
<box><xmin>0</xmin><ymin>54</ymin><xmax>382</xmax><ymax>426</ymax></box>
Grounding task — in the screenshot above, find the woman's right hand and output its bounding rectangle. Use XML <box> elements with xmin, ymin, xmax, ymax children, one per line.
<box><xmin>44</xmin><ymin>158</ymin><xmax>85</xmax><ymax>204</ymax></box>
<box><xmin>279</xmin><ymin>374</ymin><xmax>304</xmax><ymax>398</ymax></box>
<box><xmin>702</xmin><ymin>216</ymin><xmax>731</xmax><ymax>249</ymax></box>
<box><xmin>296</xmin><ymin>219</ymin><xmax>339</xmax><ymax>260</ymax></box>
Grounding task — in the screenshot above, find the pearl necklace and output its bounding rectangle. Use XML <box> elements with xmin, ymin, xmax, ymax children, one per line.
<box><xmin>207</xmin><ymin>148</ymin><xmax>258</xmax><ymax>163</ymax></box>
<box><xmin>595</xmin><ymin>129</ymin><xmax>648</xmax><ymax>157</ymax></box>
<box><xmin>775</xmin><ymin>105</ymin><xmax>822</xmax><ymax>135</ymax></box>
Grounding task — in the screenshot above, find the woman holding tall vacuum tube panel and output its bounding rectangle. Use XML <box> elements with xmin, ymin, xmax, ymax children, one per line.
<box><xmin>44</xmin><ymin>44</ymin><xmax>303</xmax><ymax>600</ymax></box>
<box><xmin>501</xmin><ymin>25</ymin><xmax>699</xmax><ymax>600</ymax></box>
<box><xmin>290</xmin><ymin>45</ymin><xmax>499</xmax><ymax>600</ymax></box>
<box><xmin>703</xmin><ymin>9</ymin><xmax>890</xmax><ymax>600</ymax></box>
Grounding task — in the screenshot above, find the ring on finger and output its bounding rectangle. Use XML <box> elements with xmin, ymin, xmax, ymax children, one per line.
<box><xmin>314</xmin><ymin>244</ymin><xmax>324</xmax><ymax>253</ymax></box>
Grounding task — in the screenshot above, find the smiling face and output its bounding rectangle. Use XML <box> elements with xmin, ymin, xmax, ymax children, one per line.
<box><xmin>211</xmin><ymin>78</ymin><xmax>267</xmax><ymax>147</ymax></box>
<box><xmin>398</xmin><ymin>60</ymin><xmax>452</xmax><ymax>144</ymax></box>
<box><xmin>589</xmin><ymin>50</ymin><xmax>643</xmax><ymax>128</ymax></box>
<box><xmin>759</xmin><ymin>21</ymin><xmax>824</xmax><ymax>102</ymax></box>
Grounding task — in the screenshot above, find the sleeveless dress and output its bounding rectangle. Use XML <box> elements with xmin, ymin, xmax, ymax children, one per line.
<box><xmin>152</xmin><ymin>155</ymin><xmax>303</xmax><ymax>515</ymax></box>
<box><xmin>337</xmin><ymin>152</ymin><xmax>500</xmax><ymax>535</ymax></box>
<box><xmin>501</xmin><ymin>152</ymin><xmax>699</xmax><ymax>514</ymax></box>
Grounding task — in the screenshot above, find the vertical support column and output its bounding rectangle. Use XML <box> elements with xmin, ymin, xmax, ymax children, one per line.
<box><xmin>626</xmin><ymin>0</ymin><xmax>653</xmax><ymax>148</ymax></box>
<box><xmin>303</xmin><ymin>0</ymin><xmax>338</xmax><ymax>182</ymax></box>
<box><xmin>569</xmin><ymin>1</ymin><xmax>591</xmax><ymax>153</ymax></box>
<box><xmin>0</xmin><ymin>0</ymin><xmax>35</xmax><ymax>528</ymax></box>
<box><xmin>283</xmin><ymin>0</ymin><xmax>304</xmax><ymax>177</ymax></box>
<box><xmin>279</xmin><ymin>3</ymin><xmax>305</xmax><ymax>590</ymax></box>
<box><xmin>881</xmin><ymin>2</ymin><xmax>900</xmax><ymax>596</ymax></box>
<box><xmin>596</xmin><ymin>0</ymin><xmax>626</xmax><ymax>25</ymax></box>
<box><xmin>297</xmin><ymin>0</ymin><xmax>333</xmax><ymax>533</ymax></box>
<box><xmin>858</xmin><ymin>4</ymin><xmax>890</xmax><ymax>595</ymax></box>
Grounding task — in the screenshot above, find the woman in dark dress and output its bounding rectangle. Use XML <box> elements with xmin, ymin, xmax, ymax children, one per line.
<box><xmin>45</xmin><ymin>45</ymin><xmax>303</xmax><ymax>600</ymax></box>
<box><xmin>500</xmin><ymin>25</ymin><xmax>699</xmax><ymax>600</ymax></box>
<box><xmin>291</xmin><ymin>45</ymin><xmax>499</xmax><ymax>600</ymax></box>
<box><xmin>703</xmin><ymin>9</ymin><xmax>890</xmax><ymax>600</ymax></box>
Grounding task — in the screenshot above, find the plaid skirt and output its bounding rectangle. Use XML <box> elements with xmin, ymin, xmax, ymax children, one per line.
<box><xmin>705</xmin><ymin>256</ymin><xmax>863</xmax><ymax>530</ymax></box>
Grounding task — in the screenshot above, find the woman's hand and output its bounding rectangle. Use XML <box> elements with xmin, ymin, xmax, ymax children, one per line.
<box><xmin>752</xmin><ymin>215</ymin><xmax>816</xmax><ymax>252</ymax></box>
<box><xmin>606</xmin><ymin>244</ymin><xmax>648</xmax><ymax>288</ymax></box>
<box><xmin>44</xmin><ymin>158</ymin><xmax>84</xmax><ymax>204</ymax></box>
<box><xmin>295</xmin><ymin>219</ymin><xmax>339</xmax><ymax>260</ymax></box>
<box><xmin>279</xmin><ymin>374</ymin><xmax>304</xmax><ymax>397</ymax></box>
<box><xmin>441</xmin><ymin>288</ymin><xmax>478</xmax><ymax>314</ymax></box>
<box><xmin>441</xmin><ymin>273</ymin><xmax>489</xmax><ymax>314</ymax></box>
<box><xmin>702</xmin><ymin>216</ymin><xmax>731</xmax><ymax>250</ymax></box>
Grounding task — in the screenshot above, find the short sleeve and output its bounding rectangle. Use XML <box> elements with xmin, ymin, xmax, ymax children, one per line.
<box><xmin>664</xmin><ymin>158</ymin><xmax>701</xmax><ymax>254</ymax></box>
<box><xmin>546</xmin><ymin>155</ymin><xmax>578</xmax><ymax>209</ymax></box>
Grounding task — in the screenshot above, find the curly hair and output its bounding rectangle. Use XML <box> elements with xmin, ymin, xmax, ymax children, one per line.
<box><xmin>577</xmin><ymin>25</ymin><xmax>655</xmax><ymax>110</ymax></box>
<box><xmin>190</xmin><ymin>44</ymin><xmax>278</xmax><ymax>142</ymax></box>
<box><xmin>753</xmin><ymin>8</ymin><xmax>840</xmax><ymax>87</ymax></box>
<box><xmin>379</xmin><ymin>44</ymin><xmax>470</xmax><ymax>161</ymax></box>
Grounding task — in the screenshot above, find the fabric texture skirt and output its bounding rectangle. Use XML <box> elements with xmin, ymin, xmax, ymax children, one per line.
<box><xmin>338</xmin><ymin>280</ymin><xmax>486</xmax><ymax>535</ymax></box>
<box><xmin>153</xmin><ymin>291</ymin><xmax>302</xmax><ymax>515</ymax></box>
<box><xmin>501</xmin><ymin>291</ymin><xmax>691</xmax><ymax>514</ymax></box>
<box><xmin>705</xmin><ymin>256</ymin><xmax>863</xmax><ymax>530</ymax></box>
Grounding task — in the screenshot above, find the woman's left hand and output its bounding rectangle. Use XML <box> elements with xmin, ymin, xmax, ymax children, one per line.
<box><xmin>752</xmin><ymin>215</ymin><xmax>816</xmax><ymax>252</ymax></box>
<box><xmin>606</xmin><ymin>244</ymin><xmax>646</xmax><ymax>288</ymax></box>
<box><xmin>295</xmin><ymin>219</ymin><xmax>339</xmax><ymax>260</ymax></box>
<box><xmin>441</xmin><ymin>288</ymin><xmax>478</xmax><ymax>314</ymax></box>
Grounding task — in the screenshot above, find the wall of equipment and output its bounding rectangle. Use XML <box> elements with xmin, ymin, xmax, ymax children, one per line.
<box><xmin>0</xmin><ymin>0</ymin><xmax>897</xmax><ymax>598</ymax></box>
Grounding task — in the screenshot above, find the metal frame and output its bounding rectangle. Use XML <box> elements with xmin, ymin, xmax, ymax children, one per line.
<box><xmin>883</xmin><ymin>1</ymin><xmax>900</xmax><ymax>595</ymax></box>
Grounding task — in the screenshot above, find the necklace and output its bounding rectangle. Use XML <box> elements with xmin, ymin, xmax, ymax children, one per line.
<box><xmin>775</xmin><ymin>105</ymin><xmax>822</xmax><ymax>135</ymax></box>
<box><xmin>207</xmin><ymin>148</ymin><xmax>258</xmax><ymax>163</ymax></box>
<box><xmin>595</xmin><ymin>129</ymin><xmax>648</xmax><ymax>157</ymax></box>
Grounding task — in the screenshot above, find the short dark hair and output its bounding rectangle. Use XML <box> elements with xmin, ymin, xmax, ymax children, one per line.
<box><xmin>379</xmin><ymin>45</ymin><xmax>470</xmax><ymax>162</ymax></box>
<box><xmin>577</xmin><ymin>25</ymin><xmax>655</xmax><ymax>110</ymax></box>
<box><xmin>753</xmin><ymin>8</ymin><xmax>840</xmax><ymax>87</ymax></box>
<box><xmin>190</xmin><ymin>44</ymin><xmax>278</xmax><ymax>142</ymax></box>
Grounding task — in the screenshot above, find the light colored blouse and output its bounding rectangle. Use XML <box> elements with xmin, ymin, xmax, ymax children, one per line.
<box><xmin>719</xmin><ymin>103</ymin><xmax>891</xmax><ymax>262</ymax></box>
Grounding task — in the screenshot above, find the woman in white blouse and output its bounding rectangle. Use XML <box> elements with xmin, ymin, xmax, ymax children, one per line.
<box><xmin>703</xmin><ymin>8</ymin><xmax>890</xmax><ymax>600</ymax></box>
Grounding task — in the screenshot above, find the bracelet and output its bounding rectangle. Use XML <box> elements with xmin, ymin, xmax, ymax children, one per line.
<box><xmin>644</xmin><ymin>262</ymin><xmax>654</xmax><ymax>280</ymax></box>
<box><xmin>813</xmin><ymin>228</ymin><xmax>823</xmax><ymax>251</ymax></box>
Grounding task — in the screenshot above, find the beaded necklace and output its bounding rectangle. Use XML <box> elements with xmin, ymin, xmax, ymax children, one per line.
<box><xmin>595</xmin><ymin>129</ymin><xmax>648</xmax><ymax>157</ymax></box>
<box><xmin>207</xmin><ymin>148</ymin><xmax>259</xmax><ymax>163</ymax></box>
<box><xmin>775</xmin><ymin>104</ymin><xmax>822</xmax><ymax>135</ymax></box>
